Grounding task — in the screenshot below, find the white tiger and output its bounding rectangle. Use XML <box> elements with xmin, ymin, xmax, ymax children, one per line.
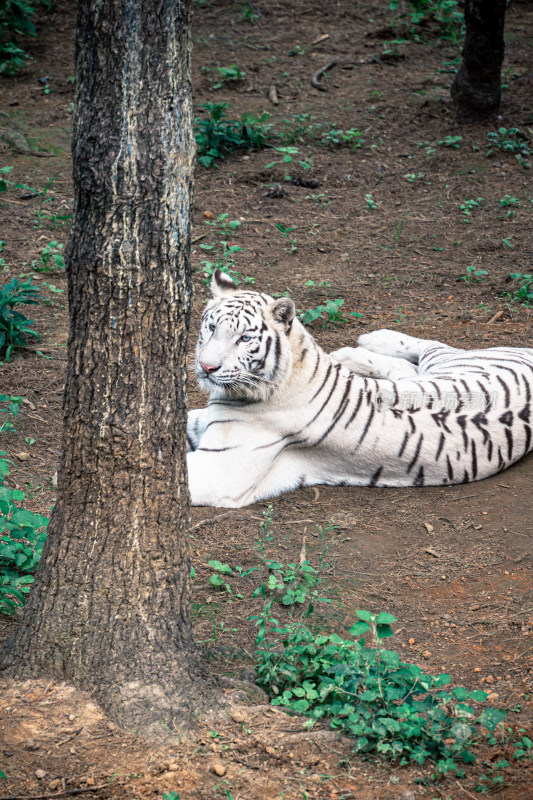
<box><xmin>187</xmin><ymin>270</ymin><xmax>533</xmax><ymax>508</ymax></box>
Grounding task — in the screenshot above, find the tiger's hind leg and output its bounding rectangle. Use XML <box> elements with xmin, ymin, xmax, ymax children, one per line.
<box><xmin>331</xmin><ymin>346</ymin><xmax>418</xmax><ymax>380</ymax></box>
<box><xmin>358</xmin><ymin>329</ymin><xmax>450</xmax><ymax>364</ymax></box>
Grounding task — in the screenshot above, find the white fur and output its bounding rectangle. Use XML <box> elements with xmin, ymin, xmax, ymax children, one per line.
<box><xmin>187</xmin><ymin>277</ymin><xmax>533</xmax><ymax>507</ymax></box>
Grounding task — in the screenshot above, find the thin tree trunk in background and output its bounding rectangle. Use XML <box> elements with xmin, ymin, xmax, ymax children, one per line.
<box><xmin>0</xmin><ymin>0</ymin><xmax>215</xmax><ymax>738</ymax></box>
<box><xmin>451</xmin><ymin>0</ymin><xmax>507</xmax><ymax>118</ymax></box>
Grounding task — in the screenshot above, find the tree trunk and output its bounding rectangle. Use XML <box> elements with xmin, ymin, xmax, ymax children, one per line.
<box><xmin>451</xmin><ymin>0</ymin><xmax>507</xmax><ymax>119</ymax></box>
<box><xmin>0</xmin><ymin>0</ymin><xmax>215</xmax><ymax>738</ymax></box>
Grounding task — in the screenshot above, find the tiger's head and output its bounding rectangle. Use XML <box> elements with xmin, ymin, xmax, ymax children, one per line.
<box><xmin>195</xmin><ymin>270</ymin><xmax>296</xmax><ymax>401</ymax></box>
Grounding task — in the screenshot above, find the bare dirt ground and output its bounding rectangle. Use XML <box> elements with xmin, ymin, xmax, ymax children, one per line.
<box><xmin>0</xmin><ymin>1</ymin><xmax>532</xmax><ymax>798</ymax></box>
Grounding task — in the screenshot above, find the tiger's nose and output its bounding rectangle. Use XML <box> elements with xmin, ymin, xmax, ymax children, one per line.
<box><xmin>200</xmin><ymin>362</ymin><xmax>220</xmax><ymax>374</ymax></box>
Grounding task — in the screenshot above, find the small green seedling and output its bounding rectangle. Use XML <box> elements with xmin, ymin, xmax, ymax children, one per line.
<box><xmin>211</xmin><ymin>65</ymin><xmax>245</xmax><ymax>89</ymax></box>
<box><xmin>299</xmin><ymin>298</ymin><xmax>362</xmax><ymax>327</ymax></box>
<box><xmin>438</xmin><ymin>135</ymin><xmax>463</xmax><ymax>149</ymax></box>
<box><xmin>303</xmin><ymin>279</ymin><xmax>331</xmax><ymax>290</ymax></box>
<box><xmin>364</xmin><ymin>193</ymin><xmax>377</xmax><ymax>209</ymax></box>
<box><xmin>458</xmin><ymin>265</ymin><xmax>487</xmax><ymax>283</ymax></box>
<box><xmin>459</xmin><ymin>197</ymin><xmax>482</xmax><ymax>223</ymax></box>
<box><xmin>266</xmin><ymin>146</ymin><xmax>311</xmax><ymax>181</ymax></box>
<box><xmin>403</xmin><ymin>172</ymin><xmax>424</xmax><ymax>182</ymax></box>
<box><xmin>487</xmin><ymin>127</ymin><xmax>531</xmax><ymax>168</ymax></box>
<box><xmin>319</xmin><ymin>128</ymin><xmax>363</xmax><ymax>150</ymax></box>
<box><xmin>32</xmin><ymin>241</ymin><xmax>65</xmax><ymax>272</ymax></box>
<box><xmin>275</xmin><ymin>223</ymin><xmax>298</xmax><ymax>253</ymax></box>
<box><xmin>502</xmin><ymin>273</ymin><xmax>533</xmax><ymax>305</ymax></box>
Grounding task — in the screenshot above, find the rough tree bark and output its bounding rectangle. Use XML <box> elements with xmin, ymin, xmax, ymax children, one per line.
<box><xmin>0</xmin><ymin>0</ymin><xmax>216</xmax><ymax>738</ymax></box>
<box><xmin>451</xmin><ymin>0</ymin><xmax>507</xmax><ymax>118</ymax></box>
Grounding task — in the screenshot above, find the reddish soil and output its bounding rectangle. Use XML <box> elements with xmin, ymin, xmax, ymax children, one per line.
<box><xmin>0</xmin><ymin>1</ymin><xmax>532</xmax><ymax>799</ymax></box>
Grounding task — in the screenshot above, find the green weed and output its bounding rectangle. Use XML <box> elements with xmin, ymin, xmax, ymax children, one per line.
<box><xmin>240</xmin><ymin>3</ymin><xmax>260</xmax><ymax>24</ymax></box>
<box><xmin>0</xmin><ymin>395</ymin><xmax>23</xmax><ymax>434</ymax></box>
<box><xmin>513</xmin><ymin>733</ymin><xmax>533</xmax><ymax>761</ymax></box>
<box><xmin>303</xmin><ymin>279</ymin><xmax>331</xmax><ymax>290</ymax></box>
<box><xmin>253</xmin><ymin>598</ymin><xmax>506</xmax><ymax>769</ymax></box>
<box><xmin>458</xmin><ymin>265</ymin><xmax>487</xmax><ymax>284</ymax></box>
<box><xmin>501</xmin><ymin>273</ymin><xmax>533</xmax><ymax>306</ymax></box>
<box><xmin>319</xmin><ymin>128</ymin><xmax>364</xmax><ymax>150</ymax></box>
<box><xmin>0</xmin><ymin>428</ymin><xmax>49</xmax><ymax>614</ymax></box>
<box><xmin>195</xmin><ymin>103</ymin><xmax>272</xmax><ymax>167</ymax></box>
<box><xmin>275</xmin><ymin>223</ymin><xmax>298</xmax><ymax>254</ymax></box>
<box><xmin>210</xmin><ymin>64</ymin><xmax>245</xmax><ymax>90</ymax></box>
<box><xmin>299</xmin><ymin>298</ymin><xmax>362</xmax><ymax>327</ymax></box>
<box><xmin>0</xmin><ymin>277</ymin><xmax>41</xmax><ymax>361</ymax></box>
<box><xmin>438</xmin><ymin>135</ymin><xmax>462</xmax><ymax>149</ymax></box>
<box><xmin>388</xmin><ymin>0</ymin><xmax>464</xmax><ymax>44</ymax></box>
<box><xmin>403</xmin><ymin>172</ymin><xmax>425</xmax><ymax>182</ymax></box>
<box><xmin>0</xmin><ymin>0</ymin><xmax>51</xmax><ymax>75</ymax></box>
<box><xmin>458</xmin><ymin>198</ymin><xmax>482</xmax><ymax>224</ymax></box>
<box><xmin>500</xmin><ymin>195</ymin><xmax>520</xmax><ymax>218</ymax></box>
<box><xmin>266</xmin><ymin>146</ymin><xmax>312</xmax><ymax>182</ymax></box>
<box><xmin>32</xmin><ymin>240</ymin><xmax>65</xmax><ymax>272</ymax></box>
<box><xmin>486</xmin><ymin>128</ymin><xmax>531</xmax><ymax>169</ymax></box>
<box><xmin>198</xmin><ymin>240</ymin><xmax>244</xmax><ymax>286</ymax></box>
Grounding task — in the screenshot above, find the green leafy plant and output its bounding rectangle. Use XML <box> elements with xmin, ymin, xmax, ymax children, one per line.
<box><xmin>304</xmin><ymin>193</ymin><xmax>331</xmax><ymax>207</ymax></box>
<box><xmin>208</xmin><ymin>559</ymin><xmax>258</xmax><ymax>599</ymax></box>
<box><xmin>513</xmin><ymin>733</ymin><xmax>533</xmax><ymax>761</ymax></box>
<box><xmin>458</xmin><ymin>197</ymin><xmax>482</xmax><ymax>223</ymax></box>
<box><xmin>319</xmin><ymin>129</ymin><xmax>363</xmax><ymax>150</ymax></box>
<box><xmin>240</xmin><ymin>3</ymin><xmax>260</xmax><ymax>24</ymax></box>
<box><xmin>211</xmin><ymin>64</ymin><xmax>245</xmax><ymax>89</ymax></box>
<box><xmin>0</xmin><ymin>276</ymin><xmax>41</xmax><ymax>361</ymax></box>
<box><xmin>486</xmin><ymin>128</ymin><xmax>531</xmax><ymax>169</ymax></box>
<box><xmin>194</xmin><ymin>103</ymin><xmax>272</xmax><ymax>167</ymax></box>
<box><xmin>266</xmin><ymin>146</ymin><xmax>312</xmax><ymax>182</ymax></box>
<box><xmin>204</xmin><ymin>212</ymin><xmax>242</xmax><ymax>235</ymax></box>
<box><xmin>458</xmin><ymin>265</ymin><xmax>487</xmax><ymax>284</ymax></box>
<box><xmin>32</xmin><ymin>240</ymin><xmax>65</xmax><ymax>272</ymax></box>
<box><xmin>253</xmin><ymin>603</ymin><xmax>506</xmax><ymax>770</ymax></box>
<box><xmin>0</xmin><ymin>166</ymin><xmax>15</xmax><ymax>193</ymax></box>
<box><xmin>403</xmin><ymin>172</ymin><xmax>425</xmax><ymax>183</ymax></box>
<box><xmin>501</xmin><ymin>273</ymin><xmax>533</xmax><ymax>306</ymax></box>
<box><xmin>395</xmin><ymin>307</ymin><xmax>407</xmax><ymax>323</ymax></box>
<box><xmin>474</xmin><ymin>759</ymin><xmax>510</xmax><ymax>793</ymax></box>
<box><xmin>365</xmin><ymin>193</ymin><xmax>378</xmax><ymax>209</ymax></box>
<box><xmin>388</xmin><ymin>0</ymin><xmax>464</xmax><ymax>44</ymax></box>
<box><xmin>438</xmin><ymin>135</ymin><xmax>462</xmax><ymax>149</ymax></box>
<box><xmin>303</xmin><ymin>279</ymin><xmax>331</xmax><ymax>290</ymax></box>
<box><xmin>299</xmin><ymin>298</ymin><xmax>362</xmax><ymax>327</ymax></box>
<box><xmin>209</xmin><ymin>560</ymin><xmax>236</xmax><ymax>595</ymax></box>
<box><xmin>162</xmin><ymin>792</ymin><xmax>180</xmax><ymax>800</ymax></box>
<box><xmin>0</xmin><ymin>394</ymin><xmax>23</xmax><ymax>433</ymax></box>
<box><xmin>0</xmin><ymin>450</ymin><xmax>49</xmax><ymax>614</ymax></box>
<box><xmin>0</xmin><ymin>0</ymin><xmax>51</xmax><ymax>75</ymax></box>
<box><xmin>275</xmin><ymin>223</ymin><xmax>298</xmax><ymax>254</ymax></box>
<box><xmin>500</xmin><ymin>195</ymin><xmax>520</xmax><ymax>218</ymax></box>
<box><xmin>255</xmin><ymin>558</ymin><xmax>323</xmax><ymax>607</ymax></box>
<box><xmin>198</xmin><ymin>240</ymin><xmax>244</xmax><ymax>285</ymax></box>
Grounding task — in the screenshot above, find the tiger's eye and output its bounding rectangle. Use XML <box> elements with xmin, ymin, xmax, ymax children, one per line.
<box><xmin>209</xmin><ymin>323</ymin><xmax>216</xmax><ymax>332</ymax></box>
<box><xmin>239</xmin><ymin>335</ymin><xmax>251</xmax><ymax>342</ymax></box>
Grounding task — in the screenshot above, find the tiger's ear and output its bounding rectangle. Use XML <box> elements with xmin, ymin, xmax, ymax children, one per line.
<box><xmin>211</xmin><ymin>269</ymin><xmax>238</xmax><ymax>297</ymax></box>
<box><xmin>270</xmin><ymin>297</ymin><xmax>296</xmax><ymax>327</ymax></box>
